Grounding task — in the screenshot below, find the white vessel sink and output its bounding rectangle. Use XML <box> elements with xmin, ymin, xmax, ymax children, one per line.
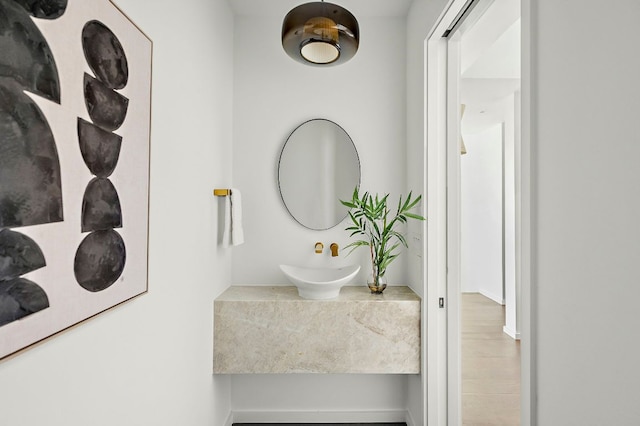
<box><xmin>279</xmin><ymin>264</ymin><xmax>360</xmax><ymax>300</ymax></box>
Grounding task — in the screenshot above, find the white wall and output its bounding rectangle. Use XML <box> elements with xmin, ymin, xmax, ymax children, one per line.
<box><xmin>229</xmin><ymin>11</ymin><xmax>413</xmax><ymax>421</ymax></box>
<box><xmin>406</xmin><ymin>0</ymin><xmax>449</xmax><ymax>299</ymax></box>
<box><xmin>0</xmin><ymin>1</ymin><xmax>235</xmax><ymax>425</ymax></box>
<box><xmin>532</xmin><ymin>0</ymin><xmax>640</xmax><ymax>423</ymax></box>
<box><xmin>460</xmin><ymin>124</ymin><xmax>504</xmax><ymax>301</ymax></box>
<box><xmin>405</xmin><ymin>1</ymin><xmax>451</xmax><ymax>424</ymax></box>
<box><xmin>503</xmin><ymin>92</ymin><xmax>518</xmax><ymax>339</ymax></box>
<box><xmin>231</xmin><ymin>13</ymin><xmax>408</xmax><ymax>287</ymax></box>
<box><xmin>460</xmin><ymin>92</ymin><xmax>518</xmax><ymax>316</ymax></box>
<box><xmin>231</xmin><ymin>374</ymin><xmax>408</xmax><ymax>423</ymax></box>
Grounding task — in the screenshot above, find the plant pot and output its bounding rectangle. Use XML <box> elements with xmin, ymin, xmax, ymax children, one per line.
<box><xmin>367</xmin><ymin>274</ymin><xmax>387</xmax><ymax>294</ymax></box>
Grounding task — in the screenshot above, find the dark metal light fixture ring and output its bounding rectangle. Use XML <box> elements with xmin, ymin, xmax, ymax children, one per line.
<box><xmin>282</xmin><ymin>2</ymin><xmax>359</xmax><ymax>66</ymax></box>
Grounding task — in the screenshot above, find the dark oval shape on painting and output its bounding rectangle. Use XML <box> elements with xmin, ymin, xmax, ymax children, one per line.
<box><xmin>0</xmin><ymin>229</ymin><xmax>46</xmax><ymax>281</ymax></box>
<box><xmin>84</xmin><ymin>73</ymin><xmax>129</xmax><ymax>131</ymax></box>
<box><xmin>77</xmin><ymin>118</ymin><xmax>123</xmax><ymax>178</ymax></box>
<box><xmin>12</xmin><ymin>0</ymin><xmax>68</xmax><ymax>19</ymax></box>
<box><xmin>74</xmin><ymin>229</ymin><xmax>126</xmax><ymax>292</ymax></box>
<box><xmin>82</xmin><ymin>20</ymin><xmax>129</xmax><ymax>90</ymax></box>
<box><xmin>81</xmin><ymin>177</ymin><xmax>123</xmax><ymax>232</ymax></box>
<box><xmin>0</xmin><ymin>278</ymin><xmax>50</xmax><ymax>327</ymax></box>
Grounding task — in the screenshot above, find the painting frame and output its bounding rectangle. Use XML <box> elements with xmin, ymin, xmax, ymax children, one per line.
<box><xmin>0</xmin><ymin>0</ymin><xmax>153</xmax><ymax>361</ymax></box>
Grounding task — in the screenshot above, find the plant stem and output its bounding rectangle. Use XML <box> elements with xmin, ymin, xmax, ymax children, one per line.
<box><xmin>370</xmin><ymin>242</ymin><xmax>377</xmax><ymax>284</ymax></box>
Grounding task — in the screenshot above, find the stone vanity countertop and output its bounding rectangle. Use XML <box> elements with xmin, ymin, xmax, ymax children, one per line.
<box><xmin>215</xmin><ymin>285</ymin><xmax>421</xmax><ymax>302</ymax></box>
<box><xmin>214</xmin><ymin>285</ymin><xmax>421</xmax><ymax>374</ymax></box>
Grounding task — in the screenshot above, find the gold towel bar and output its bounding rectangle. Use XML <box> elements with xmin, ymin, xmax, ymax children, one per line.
<box><xmin>213</xmin><ymin>189</ymin><xmax>231</xmax><ymax>197</ymax></box>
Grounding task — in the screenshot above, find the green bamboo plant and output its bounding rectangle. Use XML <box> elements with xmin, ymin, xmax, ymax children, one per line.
<box><xmin>340</xmin><ymin>187</ymin><xmax>425</xmax><ymax>291</ymax></box>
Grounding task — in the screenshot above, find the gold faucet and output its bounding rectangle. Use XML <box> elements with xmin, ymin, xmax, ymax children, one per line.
<box><xmin>315</xmin><ymin>242</ymin><xmax>324</xmax><ymax>253</ymax></box>
<box><xmin>330</xmin><ymin>243</ymin><xmax>339</xmax><ymax>257</ymax></box>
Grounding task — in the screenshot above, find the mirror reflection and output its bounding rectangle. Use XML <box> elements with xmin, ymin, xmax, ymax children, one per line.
<box><xmin>278</xmin><ymin>119</ymin><xmax>360</xmax><ymax>230</ymax></box>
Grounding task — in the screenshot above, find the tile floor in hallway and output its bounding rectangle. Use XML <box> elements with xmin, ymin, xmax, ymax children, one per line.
<box><xmin>462</xmin><ymin>293</ymin><xmax>521</xmax><ymax>426</ymax></box>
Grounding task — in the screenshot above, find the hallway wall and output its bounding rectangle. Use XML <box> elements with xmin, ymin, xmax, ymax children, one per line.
<box><xmin>231</xmin><ymin>13</ymin><xmax>408</xmax><ymax>287</ymax></box>
<box><xmin>531</xmin><ymin>0</ymin><xmax>640</xmax><ymax>423</ymax></box>
<box><xmin>461</xmin><ymin>123</ymin><xmax>504</xmax><ymax>301</ymax></box>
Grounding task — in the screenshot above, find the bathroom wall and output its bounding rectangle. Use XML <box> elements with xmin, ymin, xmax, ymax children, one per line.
<box><xmin>229</xmin><ymin>9</ymin><xmax>413</xmax><ymax>424</ymax></box>
<box><xmin>405</xmin><ymin>0</ymin><xmax>450</xmax><ymax>301</ymax></box>
<box><xmin>231</xmin><ymin>12</ymin><xmax>409</xmax><ymax>286</ymax></box>
<box><xmin>0</xmin><ymin>1</ymin><xmax>235</xmax><ymax>425</ymax></box>
<box><xmin>231</xmin><ymin>374</ymin><xmax>408</xmax><ymax>424</ymax></box>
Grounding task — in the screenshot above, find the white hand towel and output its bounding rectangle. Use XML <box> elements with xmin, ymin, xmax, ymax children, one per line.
<box><xmin>222</xmin><ymin>188</ymin><xmax>244</xmax><ymax>247</ymax></box>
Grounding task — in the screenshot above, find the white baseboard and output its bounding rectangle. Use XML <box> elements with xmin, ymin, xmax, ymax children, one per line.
<box><xmin>231</xmin><ymin>409</ymin><xmax>408</xmax><ymax>424</ymax></box>
<box><xmin>503</xmin><ymin>325</ymin><xmax>521</xmax><ymax>340</ymax></box>
<box><xmin>479</xmin><ymin>288</ymin><xmax>504</xmax><ymax>305</ymax></box>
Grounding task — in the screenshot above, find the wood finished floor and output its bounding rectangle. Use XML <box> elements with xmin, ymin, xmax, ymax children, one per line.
<box><xmin>462</xmin><ymin>293</ymin><xmax>521</xmax><ymax>426</ymax></box>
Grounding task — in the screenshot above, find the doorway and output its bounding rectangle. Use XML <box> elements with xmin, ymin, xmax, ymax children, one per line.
<box><xmin>425</xmin><ymin>0</ymin><xmax>532</xmax><ymax>425</ymax></box>
<box><xmin>459</xmin><ymin>3</ymin><xmax>521</xmax><ymax>424</ymax></box>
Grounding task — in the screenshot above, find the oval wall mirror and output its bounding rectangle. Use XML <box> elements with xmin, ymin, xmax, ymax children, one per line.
<box><xmin>278</xmin><ymin>119</ymin><xmax>360</xmax><ymax>230</ymax></box>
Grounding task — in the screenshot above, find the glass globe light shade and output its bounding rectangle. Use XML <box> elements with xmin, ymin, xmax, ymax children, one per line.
<box><xmin>282</xmin><ymin>2</ymin><xmax>359</xmax><ymax>66</ymax></box>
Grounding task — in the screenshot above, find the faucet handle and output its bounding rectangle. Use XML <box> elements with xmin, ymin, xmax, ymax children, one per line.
<box><xmin>330</xmin><ymin>243</ymin><xmax>339</xmax><ymax>257</ymax></box>
<box><xmin>315</xmin><ymin>242</ymin><xmax>324</xmax><ymax>253</ymax></box>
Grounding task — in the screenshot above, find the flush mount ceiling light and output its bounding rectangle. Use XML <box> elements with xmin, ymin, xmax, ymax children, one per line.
<box><xmin>282</xmin><ymin>1</ymin><xmax>359</xmax><ymax>66</ymax></box>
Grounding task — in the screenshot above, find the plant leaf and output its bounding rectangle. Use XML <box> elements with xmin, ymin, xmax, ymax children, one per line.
<box><xmin>404</xmin><ymin>212</ymin><xmax>425</xmax><ymax>221</ymax></box>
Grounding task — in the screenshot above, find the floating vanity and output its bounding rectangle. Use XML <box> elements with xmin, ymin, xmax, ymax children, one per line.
<box><xmin>213</xmin><ymin>286</ymin><xmax>420</xmax><ymax>374</ymax></box>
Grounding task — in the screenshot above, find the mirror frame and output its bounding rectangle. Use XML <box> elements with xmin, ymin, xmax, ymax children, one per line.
<box><xmin>277</xmin><ymin>118</ymin><xmax>361</xmax><ymax>230</ymax></box>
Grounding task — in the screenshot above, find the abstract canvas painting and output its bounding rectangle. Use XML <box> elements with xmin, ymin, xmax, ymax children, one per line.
<box><xmin>0</xmin><ymin>0</ymin><xmax>152</xmax><ymax>359</ymax></box>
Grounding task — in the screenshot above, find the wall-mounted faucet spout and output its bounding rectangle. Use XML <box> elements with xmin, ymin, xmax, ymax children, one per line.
<box><xmin>330</xmin><ymin>243</ymin><xmax>339</xmax><ymax>257</ymax></box>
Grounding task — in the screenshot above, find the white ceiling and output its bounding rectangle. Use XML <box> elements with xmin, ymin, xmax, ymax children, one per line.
<box><xmin>463</xmin><ymin>19</ymin><xmax>520</xmax><ymax>79</ymax></box>
<box><xmin>461</xmin><ymin>82</ymin><xmax>519</xmax><ymax>135</ymax></box>
<box><xmin>229</xmin><ymin>0</ymin><xmax>413</xmax><ymax>17</ymax></box>
<box><xmin>460</xmin><ymin>0</ymin><xmax>521</xmax><ymax>135</ymax></box>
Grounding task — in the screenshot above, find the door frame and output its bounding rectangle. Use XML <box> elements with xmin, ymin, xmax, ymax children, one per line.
<box><xmin>424</xmin><ymin>1</ymin><xmax>534</xmax><ymax>425</ymax></box>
